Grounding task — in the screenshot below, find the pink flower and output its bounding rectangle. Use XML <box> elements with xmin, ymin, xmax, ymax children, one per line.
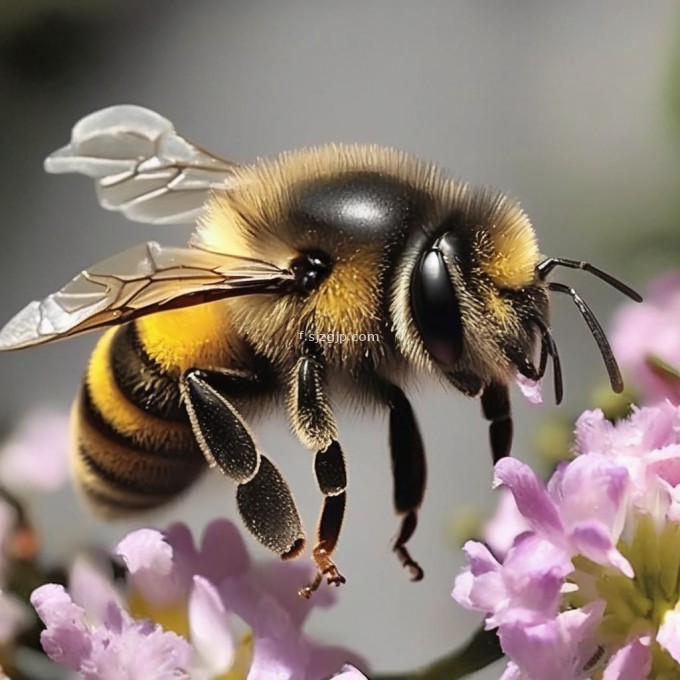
<box><xmin>611</xmin><ymin>271</ymin><xmax>680</xmax><ymax>405</ymax></box>
<box><xmin>494</xmin><ymin>455</ymin><xmax>632</xmax><ymax>576</ymax></box>
<box><xmin>31</xmin><ymin>578</ymin><xmax>190</xmax><ymax>679</ymax></box>
<box><xmin>454</xmin><ymin>402</ymin><xmax>680</xmax><ymax>678</ymax></box>
<box><xmin>498</xmin><ymin>602</ymin><xmax>606</xmax><ymax>680</ymax></box>
<box><xmin>32</xmin><ymin>520</ymin><xmax>366</xmax><ymax>680</ymax></box>
<box><xmin>453</xmin><ymin>534</ymin><xmax>572</xmax><ymax>628</ymax></box>
<box><xmin>574</xmin><ymin>402</ymin><xmax>680</xmax><ymax>517</ymax></box>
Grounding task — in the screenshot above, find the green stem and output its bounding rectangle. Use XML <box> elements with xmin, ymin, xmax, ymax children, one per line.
<box><xmin>375</xmin><ymin>626</ymin><xmax>503</xmax><ymax>680</ymax></box>
<box><xmin>646</xmin><ymin>354</ymin><xmax>680</xmax><ymax>390</ymax></box>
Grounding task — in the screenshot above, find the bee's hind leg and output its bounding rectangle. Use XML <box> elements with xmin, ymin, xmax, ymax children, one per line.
<box><xmin>180</xmin><ymin>368</ymin><xmax>306</xmax><ymax>561</ymax></box>
<box><xmin>289</xmin><ymin>337</ymin><xmax>348</xmax><ymax>598</ymax></box>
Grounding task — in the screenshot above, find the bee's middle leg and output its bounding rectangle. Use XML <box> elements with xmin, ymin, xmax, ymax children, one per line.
<box><xmin>290</xmin><ymin>338</ymin><xmax>348</xmax><ymax>598</ymax></box>
<box><xmin>180</xmin><ymin>368</ymin><xmax>306</xmax><ymax>560</ymax></box>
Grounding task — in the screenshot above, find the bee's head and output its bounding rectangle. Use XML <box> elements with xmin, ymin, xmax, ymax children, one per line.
<box><xmin>393</xmin><ymin>190</ymin><xmax>642</xmax><ymax>402</ymax></box>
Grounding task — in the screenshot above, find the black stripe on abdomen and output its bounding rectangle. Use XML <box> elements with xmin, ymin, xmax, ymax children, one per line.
<box><xmin>74</xmin><ymin>387</ymin><xmax>204</xmax><ymax>516</ymax></box>
<box><xmin>110</xmin><ymin>322</ymin><xmax>187</xmax><ymax>422</ymax></box>
<box><xmin>79</xmin><ymin>381</ymin><xmax>194</xmax><ymax>459</ymax></box>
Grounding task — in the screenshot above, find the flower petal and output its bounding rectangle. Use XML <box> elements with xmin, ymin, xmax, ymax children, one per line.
<box><xmin>516</xmin><ymin>374</ymin><xmax>543</xmax><ymax>404</ymax></box>
<box><xmin>219</xmin><ymin>575</ymin><xmax>309</xmax><ymax>680</ymax></box>
<box><xmin>658</xmin><ymin>608</ymin><xmax>680</xmax><ymax>663</ymax></box>
<box><xmin>494</xmin><ymin>458</ymin><xmax>563</xmax><ymax>537</ymax></box>
<box><xmin>329</xmin><ymin>665</ymin><xmax>370</xmax><ymax>679</ymax></box>
<box><xmin>307</xmin><ymin>648</ymin><xmax>370</xmax><ymax>680</ymax></box>
<box><xmin>568</xmin><ymin>522</ymin><xmax>633</xmax><ymax>577</ymax></box>
<box><xmin>115</xmin><ymin>528</ymin><xmax>185</xmax><ymax>605</ymax></box>
<box><xmin>574</xmin><ymin>409</ymin><xmax>611</xmax><ymax>455</ymax></box>
<box><xmin>500</xmin><ymin>661</ymin><xmax>525</xmax><ymax>680</ymax></box>
<box><xmin>602</xmin><ymin>638</ymin><xmax>651</xmax><ymax>679</ymax></box>
<box><xmin>498</xmin><ymin>601</ymin><xmax>604</xmax><ymax>680</ymax></box>
<box><xmin>501</xmin><ymin>534</ymin><xmax>572</xmax><ymax>621</ymax></box>
<box><xmin>69</xmin><ymin>556</ymin><xmax>124</xmax><ymax>625</ymax></box>
<box><xmin>253</xmin><ymin>560</ymin><xmax>336</xmax><ymax>629</ymax></box>
<box><xmin>85</xmin><ymin>610</ymin><xmax>191</xmax><ymax>680</ymax></box>
<box><xmin>454</xmin><ymin>536</ymin><xmax>571</xmax><ymax>627</ymax></box>
<box><xmin>484</xmin><ymin>489</ymin><xmax>531</xmax><ymax>559</ymax></box>
<box><xmin>557</xmin><ymin>454</ymin><xmax>629</xmax><ymax>536</ymax></box>
<box><xmin>188</xmin><ymin>575</ymin><xmax>234</xmax><ymax>675</ymax></box>
<box><xmin>30</xmin><ymin>584</ymin><xmax>92</xmax><ymax>671</ymax></box>
<box><xmin>647</xmin><ymin>445</ymin><xmax>680</xmax><ymax>487</ymax></box>
<box><xmin>452</xmin><ymin>541</ymin><xmax>502</xmax><ymax>613</ymax></box>
<box><xmin>197</xmin><ymin>519</ymin><xmax>250</xmax><ymax>583</ymax></box>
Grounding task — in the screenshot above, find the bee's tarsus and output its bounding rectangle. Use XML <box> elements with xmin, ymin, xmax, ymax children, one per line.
<box><xmin>298</xmin><ymin>574</ymin><xmax>322</xmax><ymax>600</ymax></box>
<box><xmin>394</xmin><ymin>541</ymin><xmax>424</xmax><ymax>582</ymax></box>
<box><xmin>299</xmin><ymin>544</ymin><xmax>347</xmax><ymax>599</ymax></box>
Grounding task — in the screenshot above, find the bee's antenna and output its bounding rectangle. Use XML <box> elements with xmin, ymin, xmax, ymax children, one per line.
<box><xmin>531</xmin><ymin>316</ymin><xmax>563</xmax><ymax>404</ymax></box>
<box><xmin>536</xmin><ymin>257</ymin><xmax>642</xmax><ymax>302</ymax></box>
<box><xmin>547</xmin><ymin>281</ymin><xmax>623</xmax><ymax>393</ymax></box>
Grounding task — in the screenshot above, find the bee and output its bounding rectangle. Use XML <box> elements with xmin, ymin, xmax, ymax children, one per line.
<box><xmin>0</xmin><ymin>106</ymin><xmax>641</xmax><ymax>597</ymax></box>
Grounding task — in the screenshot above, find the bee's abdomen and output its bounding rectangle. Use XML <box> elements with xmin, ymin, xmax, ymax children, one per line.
<box><xmin>72</xmin><ymin>323</ymin><xmax>204</xmax><ymax>517</ymax></box>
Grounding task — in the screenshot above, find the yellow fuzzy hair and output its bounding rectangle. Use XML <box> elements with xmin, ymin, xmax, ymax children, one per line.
<box><xmin>477</xmin><ymin>198</ymin><xmax>540</xmax><ymax>290</ymax></box>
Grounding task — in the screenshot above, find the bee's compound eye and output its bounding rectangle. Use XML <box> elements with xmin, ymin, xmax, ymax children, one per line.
<box><xmin>410</xmin><ymin>239</ymin><xmax>464</xmax><ymax>370</ymax></box>
<box><xmin>291</xmin><ymin>250</ymin><xmax>333</xmax><ymax>293</ymax></box>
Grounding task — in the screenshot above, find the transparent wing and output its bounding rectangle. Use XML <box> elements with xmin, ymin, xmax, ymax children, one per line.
<box><xmin>44</xmin><ymin>105</ymin><xmax>239</xmax><ymax>225</ymax></box>
<box><xmin>0</xmin><ymin>242</ymin><xmax>293</xmax><ymax>351</ymax></box>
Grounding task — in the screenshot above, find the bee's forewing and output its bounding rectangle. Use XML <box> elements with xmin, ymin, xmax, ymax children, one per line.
<box><xmin>0</xmin><ymin>242</ymin><xmax>292</xmax><ymax>350</ymax></box>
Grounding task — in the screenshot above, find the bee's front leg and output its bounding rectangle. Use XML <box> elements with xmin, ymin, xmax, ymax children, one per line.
<box><xmin>289</xmin><ymin>337</ymin><xmax>347</xmax><ymax>598</ymax></box>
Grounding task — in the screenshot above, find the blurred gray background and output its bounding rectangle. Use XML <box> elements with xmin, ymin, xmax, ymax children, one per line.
<box><xmin>1</xmin><ymin>2</ymin><xmax>679</xmax><ymax>678</ymax></box>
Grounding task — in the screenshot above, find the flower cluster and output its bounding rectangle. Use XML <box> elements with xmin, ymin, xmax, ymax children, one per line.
<box><xmin>32</xmin><ymin>520</ymin><xmax>367</xmax><ymax>680</ymax></box>
<box><xmin>0</xmin><ymin>409</ymin><xmax>366</xmax><ymax>678</ymax></box>
<box><xmin>454</xmin><ymin>401</ymin><xmax>680</xmax><ymax>678</ymax></box>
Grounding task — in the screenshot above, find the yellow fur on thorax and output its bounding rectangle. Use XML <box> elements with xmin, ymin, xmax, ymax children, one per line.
<box><xmin>135</xmin><ymin>304</ymin><xmax>234</xmax><ymax>373</ymax></box>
